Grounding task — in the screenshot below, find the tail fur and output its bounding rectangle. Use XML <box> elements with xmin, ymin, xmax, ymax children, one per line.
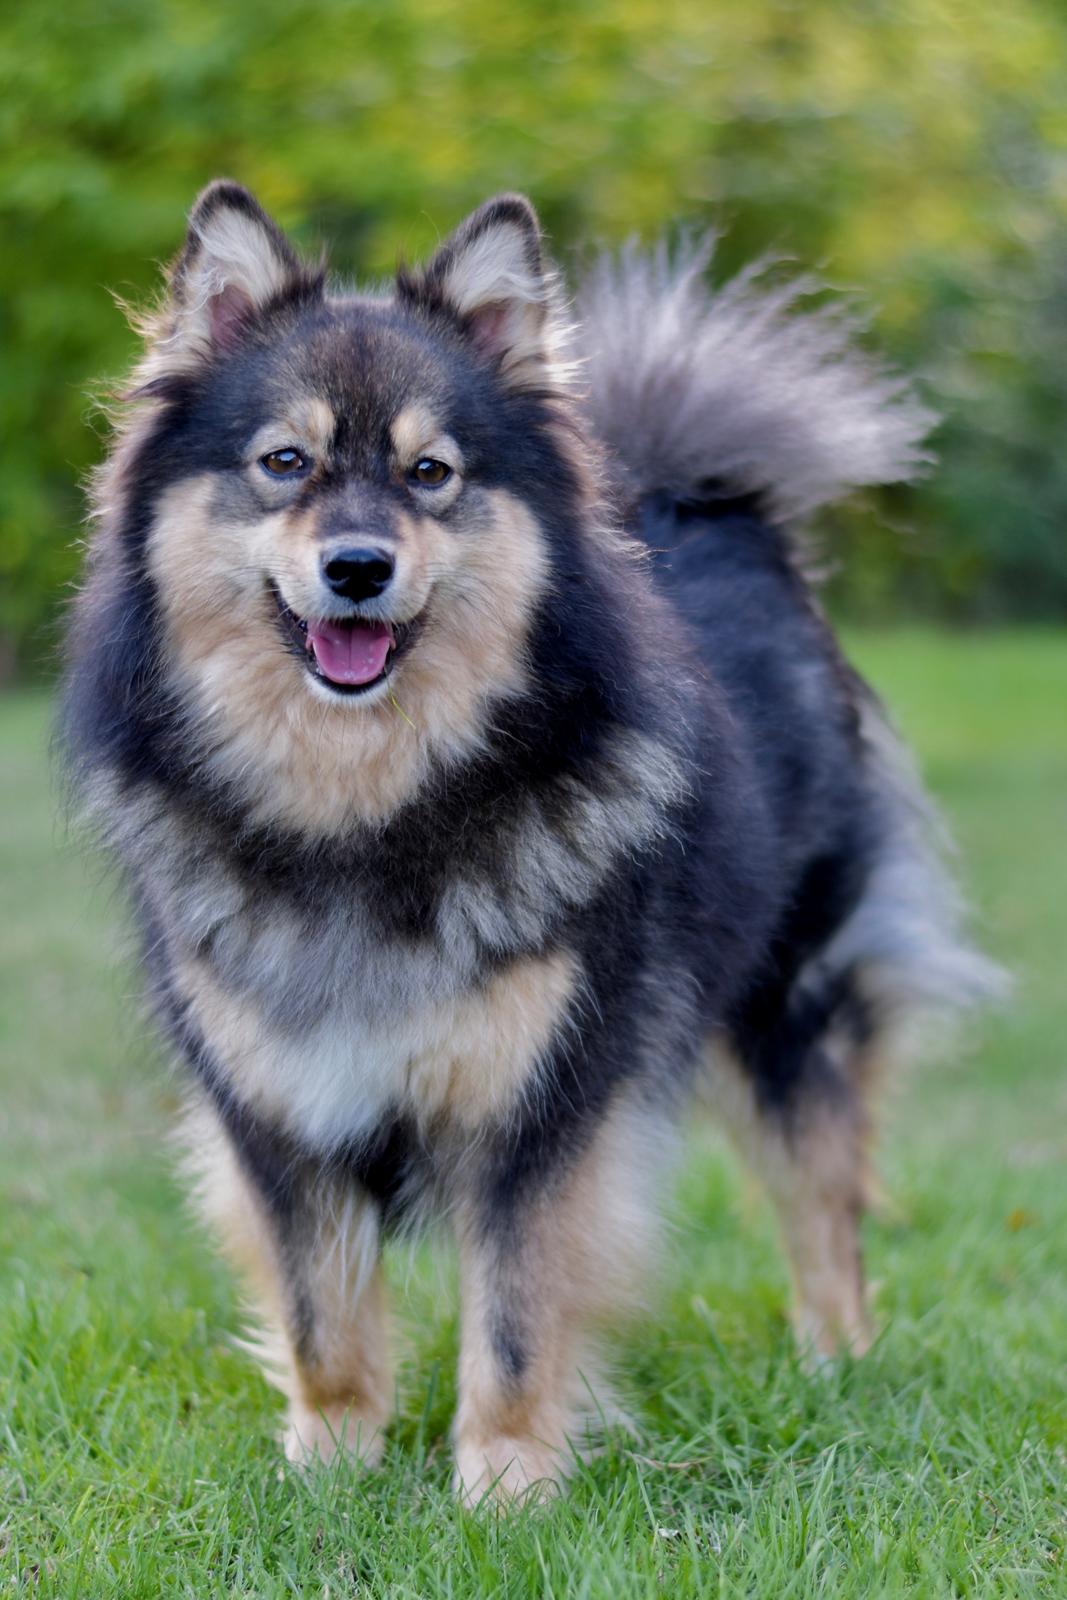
<box><xmin>574</xmin><ymin>238</ymin><xmax>935</xmax><ymax>522</ymax></box>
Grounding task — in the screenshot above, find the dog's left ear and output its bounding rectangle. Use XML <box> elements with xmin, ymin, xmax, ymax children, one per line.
<box><xmin>399</xmin><ymin>195</ymin><xmax>568</xmax><ymax>390</ymax></box>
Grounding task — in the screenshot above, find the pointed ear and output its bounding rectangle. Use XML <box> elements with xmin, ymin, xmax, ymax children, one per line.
<box><xmin>154</xmin><ymin>181</ymin><xmax>307</xmax><ymax>367</ymax></box>
<box><xmin>399</xmin><ymin>195</ymin><xmax>568</xmax><ymax>390</ymax></box>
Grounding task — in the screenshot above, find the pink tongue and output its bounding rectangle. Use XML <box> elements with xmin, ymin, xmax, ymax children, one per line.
<box><xmin>307</xmin><ymin>618</ymin><xmax>393</xmax><ymax>686</ymax></box>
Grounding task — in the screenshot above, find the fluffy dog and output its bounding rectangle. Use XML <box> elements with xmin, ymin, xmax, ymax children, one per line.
<box><xmin>62</xmin><ymin>182</ymin><xmax>998</xmax><ymax>1503</ymax></box>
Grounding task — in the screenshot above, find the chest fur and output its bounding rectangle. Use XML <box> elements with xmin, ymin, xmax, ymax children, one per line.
<box><xmin>174</xmin><ymin>939</ymin><xmax>579</xmax><ymax>1151</ymax></box>
<box><xmin>120</xmin><ymin>723</ymin><xmax>680</xmax><ymax>1145</ymax></box>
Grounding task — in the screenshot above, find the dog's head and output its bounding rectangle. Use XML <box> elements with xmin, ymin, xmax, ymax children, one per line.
<box><xmin>105</xmin><ymin>183</ymin><xmax>591</xmax><ymax>827</ymax></box>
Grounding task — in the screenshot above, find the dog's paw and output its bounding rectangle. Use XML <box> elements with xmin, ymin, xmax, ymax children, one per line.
<box><xmin>453</xmin><ymin>1434</ymin><xmax>565</xmax><ymax>1509</ymax></box>
<box><xmin>283</xmin><ymin>1401</ymin><xmax>387</xmax><ymax>1469</ymax></box>
<box><xmin>793</xmin><ymin>1303</ymin><xmax>874</xmax><ymax>1372</ymax></box>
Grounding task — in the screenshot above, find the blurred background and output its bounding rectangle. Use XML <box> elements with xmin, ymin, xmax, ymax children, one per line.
<box><xmin>2</xmin><ymin>0</ymin><xmax>1067</xmax><ymax>676</ymax></box>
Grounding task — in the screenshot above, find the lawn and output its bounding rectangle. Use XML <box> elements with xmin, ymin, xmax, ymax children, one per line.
<box><xmin>1</xmin><ymin>629</ymin><xmax>1064</xmax><ymax>1598</ymax></box>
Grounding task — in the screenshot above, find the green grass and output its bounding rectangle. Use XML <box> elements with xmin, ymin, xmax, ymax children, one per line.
<box><xmin>1</xmin><ymin>628</ymin><xmax>1065</xmax><ymax>1597</ymax></box>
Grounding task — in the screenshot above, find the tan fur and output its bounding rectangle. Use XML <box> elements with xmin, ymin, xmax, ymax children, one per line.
<box><xmin>248</xmin><ymin>398</ymin><xmax>336</xmax><ymax>464</ymax></box>
<box><xmin>173</xmin><ymin>949</ymin><xmax>579</xmax><ymax>1146</ymax></box>
<box><xmin>453</xmin><ymin>1097</ymin><xmax>668</xmax><ymax>1505</ymax></box>
<box><xmin>389</xmin><ymin>402</ymin><xmax>454</xmax><ymax>467</ymax></box>
<box><xmin>180</xmin><ymin>1099</ymin><xmax>392</xmax><ymax>1465</ymax></box>
<box><xmin>387</xmin><ymin>413</ymin><xmax>466</xmax><ymax>511</ymax></box>
<box><xmin>146</xmin><ymin>475</ymin><xmax>549</xmax><ymax>830</ymax></box>
<box><xmin>703</xmin><ymin>1040</ymin><xmax>873</xmax><ymax>1359</ymax></box>
<box><xmin>401</xmin><ymin>949</ymin><xmax>581</xmax><ymax>1129</ymax></box>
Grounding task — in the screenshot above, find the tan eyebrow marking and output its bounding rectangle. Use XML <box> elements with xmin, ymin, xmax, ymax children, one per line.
<box><xmin>248</xmin><ymin>398</ymin><xmax>336</xmax><ymax>463</ymax></box>
<box><xmin>390</xmin><ymin>402</ymin><xmax>442</xmax><ymax>463</ymax></box>
<box><xmin>296</xmin><ymin>398</ymin><xmax>336</xmax><ymax>456</ymax></box>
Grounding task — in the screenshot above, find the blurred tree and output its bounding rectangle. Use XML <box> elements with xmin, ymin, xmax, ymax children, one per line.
<box><xmin>1</xmin><ymin>0</ymin><xmax>1065</xmax><ymax>673</ymax></box>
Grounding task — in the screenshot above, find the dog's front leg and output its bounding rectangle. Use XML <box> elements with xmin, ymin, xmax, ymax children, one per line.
<box><xmin>451</xmin><ymin>1092</ymin><xmax>667</xmax><ymax>1507</ymax></box>
<box><xmin>183</xmin><ymin>1095</ymin><xmax>393</xmax><ymax>1468</ymax></box>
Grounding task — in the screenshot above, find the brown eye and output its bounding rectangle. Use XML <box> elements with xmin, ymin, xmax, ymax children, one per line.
<box><xmin>411</xmin><ymin>458</ymin><xmax>451</xmax><ymax>487</ymax></box>
<box><xmin>260</xmin><ymin>448</ymin><xmax>307</xmax><ymax>476</ymax></box>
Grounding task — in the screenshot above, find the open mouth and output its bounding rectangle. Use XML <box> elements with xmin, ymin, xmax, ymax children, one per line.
<box><xmin>269</xmin><ymin>584</ymin><xmax>418</xmax><ymax>696</ymax></box>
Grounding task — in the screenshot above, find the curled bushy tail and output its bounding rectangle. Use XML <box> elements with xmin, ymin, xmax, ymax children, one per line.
<box><xmin>574</xmin><ymin>239</ymin><xmax>935</xmax><ymax>523</ymax></box>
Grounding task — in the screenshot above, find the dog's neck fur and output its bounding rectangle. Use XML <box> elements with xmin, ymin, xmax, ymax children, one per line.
<box><xmin>66</xmin><ymin>441</ymin><xmax>694</xmax><ymax>996</ymax></box>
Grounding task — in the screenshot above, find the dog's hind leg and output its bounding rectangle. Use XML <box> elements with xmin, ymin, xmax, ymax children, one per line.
<box><xmin>706</xmin><ymin>1004</ymin><xmax>878</xmax><ymax>1362</ymax></box>
<box><xmin>181</xmin><ymin>1097</ymin><xmax>393</xmax><ymax>1466</ymax></box>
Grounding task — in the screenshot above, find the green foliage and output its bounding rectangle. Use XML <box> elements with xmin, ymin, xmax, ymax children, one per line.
<box><xmin>3</xmin><ymin>631</ymin><xmax>1066</xmax><ymax>1591</ymax></box>
<box><xmin>2</xmin><ymin>1</ymin><xmax>1066</xmax><ymax>673</ymax></box>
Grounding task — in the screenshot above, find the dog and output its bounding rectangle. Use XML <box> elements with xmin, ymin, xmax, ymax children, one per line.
<box><xmin>61</xmin><ymin>182</ymin><xmax>999</xmax><ymax>1504</ymax></box>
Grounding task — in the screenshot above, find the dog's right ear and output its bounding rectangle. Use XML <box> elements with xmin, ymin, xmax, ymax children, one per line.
<box><xmin>139</xmin><ymin>181</ymin><xmax>312</xmax><ymax>377</ymax></box>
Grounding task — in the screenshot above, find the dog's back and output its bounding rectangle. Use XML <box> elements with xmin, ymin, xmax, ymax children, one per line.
<box><xmin>578</xmin><ymin>241</ymin><xmax>1000</xmax><ymax>1062</ymax></box>
<box><xmin>573</xmin><ymin>243</ymin><xmax>1003</xmax><ymax>1357</ymax></box>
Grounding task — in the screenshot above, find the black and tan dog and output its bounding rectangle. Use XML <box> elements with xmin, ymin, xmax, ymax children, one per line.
<box><xmin>62</xmin><ymin>183</ymin><xmax>998</xmax><ymax>1503</ymax></box>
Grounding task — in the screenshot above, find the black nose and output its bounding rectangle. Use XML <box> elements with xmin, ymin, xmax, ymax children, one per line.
<box><xmin>321</xmin><ymin>546</ymin><xmax>395</xmax><ymax>603</ymax></box>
